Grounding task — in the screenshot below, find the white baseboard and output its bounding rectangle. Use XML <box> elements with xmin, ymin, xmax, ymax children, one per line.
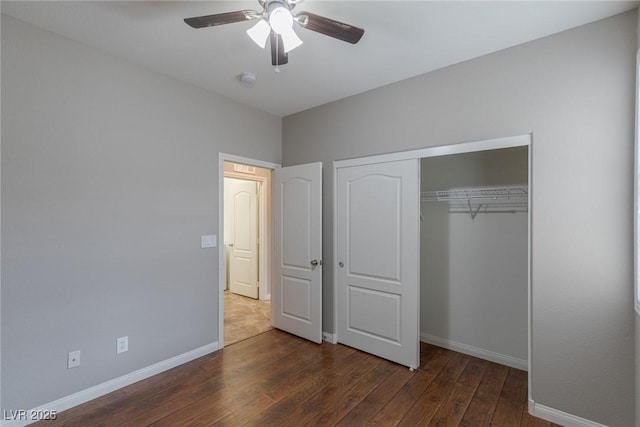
<box><xmin>420</xmin><ymin>333</ymin><xmax>527</xmax><ymax>371</ymax></box>
<box><xmin>529</xmin><ymin>399</ymin><xmax>607</xmax><ymax>427</ymax></box>
<box><xmin>1</xmin><ymin>342</ymin><xmax>219</xmax><ymax>427</ymax></box>
<box><xmin>259</xmin><ymin>292</ymin><xmax>271</xmax><ymax>301</ymax></box>
<box><xmin>322</xmin><ymin>331</ymin><xmax>337</xmax><ymax>344</ymax></box>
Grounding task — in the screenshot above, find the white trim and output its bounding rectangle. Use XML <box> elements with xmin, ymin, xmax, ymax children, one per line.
<box><xmin>528</xmin><ymin>399</ymin><xmax>608</xmax><ymax>427</ymax></box>
<box><xmin>332</xmin><ymin>161</ymin><xmax>339</xmax><ymax>343</ymax></box>
<box><xmin>219</xmin><ymin>154</ymin><xmax>280</xmax><ymax>171</ymax></box>
<box><xmin>322</xmin><ymin>331</ymin><xmax>337</xmax><ymax>344</ymax></box>
<box><xmin>218</xmin><ymin>153</ymin><xmax>280</xmax><ymax>348</ymax></box>
<box><xmin>420</xmin><ymin>333</ymin><xmax>527</xmax><ymax>371</ymax></box>
<box><xmin>258</xmin><ymin>179</ymin><xmax>270</xmax><ymax>301</ymax></box>
<box><xmin>527</xmin><ymin>138</ymin><xmax>534</xmax><ymax>399</ymax></box>
<box><xmin>334</xmin><ymin>134</ymin><xmax>530</xmax><ymax>169</ymax></box>
<box><xmin>0</xmin><ymin>342</ymin><xmax>219</xmax><ymax>427</ymax></box>
<box><xmin>635</xmin><ymin>50</ymin><xmax>640</xmax><ymax>315</ymax></box>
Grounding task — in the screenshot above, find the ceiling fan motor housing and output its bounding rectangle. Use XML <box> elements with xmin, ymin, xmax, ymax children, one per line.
<box><xmin>266</xmin><ymin>0</ymin><xmax>291</xmax><ymax>14</ymax></box>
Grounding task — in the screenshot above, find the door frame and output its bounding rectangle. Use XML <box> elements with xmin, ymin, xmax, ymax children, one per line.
<box><xmin>333</xmin><ymin>134</ymin><xmax>531</xmax><ymax>382</ymax></box>
<box><xmin>218</xmin><ymin>153</ymin><xmax>280</xmax><ymax>349</ymax></box>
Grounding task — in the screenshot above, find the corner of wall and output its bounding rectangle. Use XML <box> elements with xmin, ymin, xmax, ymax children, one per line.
<box><xmin>635</xmin><ymin>8</ymin><xmax>640</xmax><ymax>426</ymax></box>
<box><xmin>636</xmin><ymin>10</ymin><xmax>640</xmax><ymax>318</ymax></box>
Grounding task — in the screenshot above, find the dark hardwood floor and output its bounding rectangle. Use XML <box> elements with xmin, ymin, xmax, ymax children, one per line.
<box><xmin>36</xmin><ymin>330</ymin><xmax>559</xmax><ymax>426</ymax></box>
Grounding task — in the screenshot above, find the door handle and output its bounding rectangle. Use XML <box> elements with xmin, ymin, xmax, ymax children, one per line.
<box><xmin>310</xmin><ymin>259</ymin><xmax>322</xmax><ymax>267</ymax></box>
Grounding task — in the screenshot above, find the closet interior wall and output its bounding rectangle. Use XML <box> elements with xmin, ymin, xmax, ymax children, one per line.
<box><xmin>420</xmin><ymin>146</ymin><xmax>529</xmax><ymax>367</ymax></box>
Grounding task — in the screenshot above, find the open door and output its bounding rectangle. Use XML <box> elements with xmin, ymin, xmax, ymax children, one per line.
<box><xmin>336</xmin><ymin>159</ymin><xmax>420</xmax><ymax>369</ymax></box>
<box><xmin>272</xmin><ymin>162</ymin><xmax>323</xmax><ymax>343</ymax></box>
<box><xmin>227</xmin><ymin>178</ymin><xmax>259</xmax><ymax>299</ymax></box>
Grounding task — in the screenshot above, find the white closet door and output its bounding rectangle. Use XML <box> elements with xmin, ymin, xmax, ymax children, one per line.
<box><xmin>272</xmin><ymin>162</ymin><xmax>323</xmax><ymax>344</ymax></box>
<box><xmin>336</xmin><ymin>159</ymin><xmax>420</xmax><ymax>369</ymax></box>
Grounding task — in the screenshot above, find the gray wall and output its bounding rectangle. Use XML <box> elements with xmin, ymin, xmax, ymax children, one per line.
<box><xmin>635</xmin><ymin>15</ymin><xmax>639</xmax><ymax>427</ymax></box>
<box><xmin>1</xmin><ymin>15</ymin><xmax>281</xmax><ymax>411</ymax></box>
<box><xmin>283</xmin><ymin>10</ymin><xmax>637</xmax><ymax>426</ymax></box>
<box><xmin>635</xmin><ymin>16</ymin><xmax>640</xmax><ymax>427</ymax></box>
<box><xmin>420</xmin><ymin>148</ymin><xmax>528</xmax><ymax>363</ymax></box>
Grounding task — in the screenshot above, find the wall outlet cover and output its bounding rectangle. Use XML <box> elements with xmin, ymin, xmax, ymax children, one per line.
<box><xmin>68</xmin><ymin>350</ymin><xmax>81</xmax><ymax>369</ymax></box>
<box><xmin>117</xmin><ymin>336</ymin><xmax>128</xmax><ymax>354</ymax></box>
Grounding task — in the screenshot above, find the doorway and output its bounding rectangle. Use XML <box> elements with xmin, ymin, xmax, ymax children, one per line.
<box><xmin>218</xmin><ymin>154</ymin><xmax>324</xmax><ymax>349</ymax></box>
<box><xmin>222</xmin><ymin>159</ymin><xmax>274</xmax><ymax>346</ymax></box>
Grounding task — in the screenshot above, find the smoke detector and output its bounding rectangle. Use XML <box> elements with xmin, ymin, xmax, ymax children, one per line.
<box><xmin>239</xmin><ymin>72</ymin><xmax>257</xmax><ymax>88</ymax></box>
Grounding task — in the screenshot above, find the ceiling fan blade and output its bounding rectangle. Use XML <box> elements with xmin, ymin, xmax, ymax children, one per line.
<box><xmin>271</xmin><ymin>33</ymin><xmax>289</xmax><ymax>66</ymax></box>
<box><xmin>184</xmin><ymin>10</ymin><xmax>259</xmax><ymax>29</ymax></box>
<box><xmin>297</xmin><ymin>11</ymin><xmax>364</xmax><ymax>44</ymax></box>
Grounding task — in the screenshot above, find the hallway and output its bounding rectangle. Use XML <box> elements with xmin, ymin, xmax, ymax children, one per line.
<box><xmin>224</xmin><ymin>291</ymin><xmax>272</xmax><ymax>346</ymax></box>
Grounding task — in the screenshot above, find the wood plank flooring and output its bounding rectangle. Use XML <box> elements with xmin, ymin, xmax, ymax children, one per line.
<box><xmin>35</xmin><ymin>330</ymin><xmax>560</xmax><ymax>426</ymax></box>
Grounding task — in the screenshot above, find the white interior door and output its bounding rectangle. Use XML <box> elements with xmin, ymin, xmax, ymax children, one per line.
<box><xmin>227</xmin><ymin>178</ymin><xmax>259</xmax><ymax>299</ymax></box>
<box><xmin>272</xmin><ymin>162</ymin><xmax>322</xmax><ymax>343</ymax></box>
<box><xmin>336</xmin><ymin>159</ymin><xmax>420</xmax><ymax>369</ymax></box>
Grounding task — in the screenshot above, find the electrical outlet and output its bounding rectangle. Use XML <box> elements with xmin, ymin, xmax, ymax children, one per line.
<box><xmin>68</xmin><ymin>350</ymin><xmax>81</xmax><ymax>369</ymax></box>
<box><xmin>117</xmin><ymin>336</ymin><xmax>128</xmax><ymax>354</ymax></box>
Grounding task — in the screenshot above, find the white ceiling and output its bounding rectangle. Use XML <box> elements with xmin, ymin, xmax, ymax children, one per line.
<box><xmin>2</xmin><ymin>1</ymin><xmax>638</xmax><ymax>117</ymax></box>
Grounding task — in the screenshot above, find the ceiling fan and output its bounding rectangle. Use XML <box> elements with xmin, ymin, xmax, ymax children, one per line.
<box><xmin>184</xmin><ymin>0</ymin><xmax>365</xmax><ymax>67</ymax></box>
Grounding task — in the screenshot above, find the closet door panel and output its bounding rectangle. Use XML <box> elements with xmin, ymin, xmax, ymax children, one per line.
<box><xmin>336</xmin><ymin>159</ymin><xmax>420</xmax><ymax>370</ymax></box>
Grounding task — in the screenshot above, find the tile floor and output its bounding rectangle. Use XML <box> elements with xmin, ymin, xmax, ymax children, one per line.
<box><xmin>224</xmin><ymin>290</ymin><xmax>272</xmax><ymax>346</ymax></box>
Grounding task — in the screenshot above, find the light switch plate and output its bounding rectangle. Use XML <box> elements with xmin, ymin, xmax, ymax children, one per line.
<box><xmin>201</xmin><ymin>235</ymin><xmax>217</xmax><ymax>248</ymax></box>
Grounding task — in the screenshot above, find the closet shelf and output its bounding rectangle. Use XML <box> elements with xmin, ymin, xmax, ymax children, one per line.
<box><xmin>421</xmin><ymin>185</ymin><xmax>528</xmax><ymax>219</ymax></box>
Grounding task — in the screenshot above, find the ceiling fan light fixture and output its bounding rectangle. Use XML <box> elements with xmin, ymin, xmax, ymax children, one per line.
<box><xmin>268</xmin><ymin>5</ymin><xmax>302</xmax><ymax>53</ymax></box>
<box><xmin>280</xmin><ymin>28</ymin><xmax>303</xmax><ymax>53</ymax></box>
<box><xmin>246</xmin><ymin>19</ymin><xmax>271</xmax><ymax>48</ymax></box>
<box><xmin>268</xmin><ymin>6</ymin><xmax>293</xmax><ymax>35</ymax></box>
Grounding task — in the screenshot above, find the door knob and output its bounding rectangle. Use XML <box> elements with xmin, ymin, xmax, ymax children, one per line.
<box><xmin>310</xmin><ymin>259</ymin><xmax>319</xmax><ymax>267</ymax></box>
<box><xmin>338</xmin><ymin>262</ymin><xmax>344</xmax><ymax>268</ymax></box>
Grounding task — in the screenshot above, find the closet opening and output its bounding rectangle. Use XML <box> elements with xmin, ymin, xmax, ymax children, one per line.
<box><xmin>419</xmin><ymin>146</ymin><xmax>529</xmax><ymax>370</ymax></box>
